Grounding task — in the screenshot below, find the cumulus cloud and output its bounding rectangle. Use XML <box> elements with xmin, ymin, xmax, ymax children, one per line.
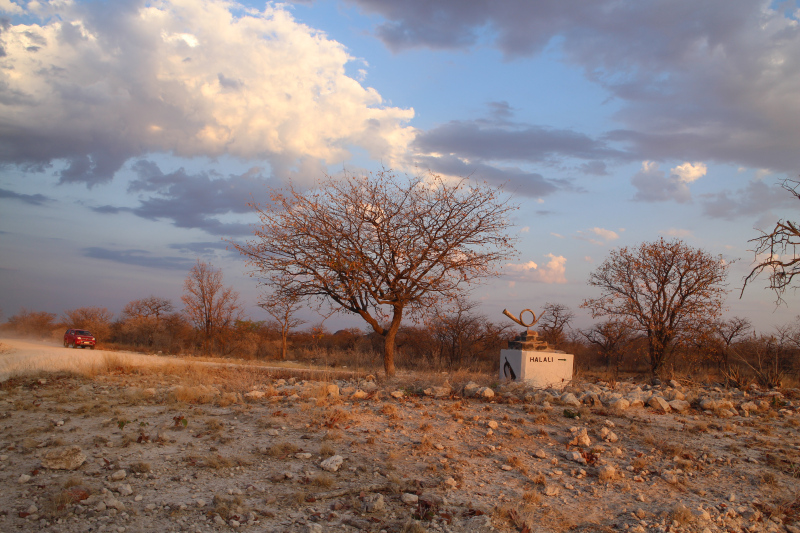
<box><xmin>504</xmin><ymin>254</ymin><xmax>567</xmax><ymax>284</ymax></box>
<box><xmin>349</xmin><ymin>0</ymin><xmax>800</xmax><ymax>173</ymax></box>
<box><xmin>631</xmin><ymin>161</ymin><xmax>704</xmax><ymax>203</ymax></box>
<box><xmin>0</xmin><ymin>1</ymin><xmax>414</xmax><ymax>186</ymax></box>
<box><xmin>0</xmin><ymin>0</ymin><xmax>23</xmax><ymax>15</ymax></box>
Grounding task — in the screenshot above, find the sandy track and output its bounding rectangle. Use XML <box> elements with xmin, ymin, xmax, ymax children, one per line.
<box><xmin>0</xmin><ymin>338</ymin><xmax>176</xmax><ymax>382</ymax></box>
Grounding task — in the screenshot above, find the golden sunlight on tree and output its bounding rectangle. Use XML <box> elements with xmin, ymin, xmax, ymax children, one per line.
<box><xmin>181</xmin><ymin>260</ymin><xmax>243</xmax><ymax>354</ymax></box>
<box><xmin>582</xmin><ymin>238</ymin><xmax>728</xmax><ymax>379</ymax></box>
<box><xmin>235</xmin><ymin>170</ymin><xmax>518</xmax><ymax>377</ymax></box>
<box><xmin>742</xmin><ymin>177</ymin><xmax>800</xmax><ymax>303</ymax></box>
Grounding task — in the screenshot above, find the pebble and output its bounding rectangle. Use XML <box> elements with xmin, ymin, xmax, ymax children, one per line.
<box><xmin>110</xmin><ymin>469</ymin><xmax>127</xmax><ymax>481</ymax></box>
<box><xmin>320</xmin><ymin>455</ymin><xmax>344</xmax><ymax>472</ymax></box>
<box><xmin>401</xmin><ymin>493</ymin><xmax>419</xmax><ymax>504</ymax></box>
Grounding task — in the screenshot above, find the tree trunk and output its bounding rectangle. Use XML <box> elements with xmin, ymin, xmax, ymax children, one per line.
<box><xmin>382</xmin><ymin>307</ymin><xmax>404</xmax><ymax>378</ymax></box>
<box><xmin>281</xmin><ymin>330</ymin><xmax>288</xmax><ymax>360</ymax></box>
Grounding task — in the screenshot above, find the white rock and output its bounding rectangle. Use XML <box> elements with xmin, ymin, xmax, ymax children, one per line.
<box><xmin>118</xmin><ymin>484</ymin><xmax>133</xmax><ymax>496</ymax></box>
<box><xmin>610</xmin><ymin>398</ymin><xmax>630</xmax><ymax>411</ymax></box>
<box><xmin>401</xmin><ymin>493</ymin><xmax>419</xmax><ymax>504</ymax></box>
<box><xmin>362</xmin><ymin>493</ymin><xmax>385</xmax><ymax>512</ymax></box>
<box><xmin>561</xmin><ymin>393</ymin><xmax>581</xmax><ymax>408</ymax></box>
<box><xmin>196</xmin><ymin>499</ymin><xmax>206</xmax><ymax>507</ymax></box>
<box><xmin>295</xmin><ymin>453</ymin><xmax>312</xmax><ymax>460</ymax></box>
<box><xmin>110</xmin><ymin>469</ymin><xmax>127</xmax><ymax>481</ymax></box>
<box><xmin>320</xmin><ymin>455</ymin><xmax>344</xmax><ymax>472</ymax></box>
<box><xmin>18</xmin><ymin>474</ymin><xmax>31</xmax><ymax>483</ymax></box>
<box><xmin>566</xmin><ymin>451</ymin><xmax>587</xmax><ymax>464</ymax></box>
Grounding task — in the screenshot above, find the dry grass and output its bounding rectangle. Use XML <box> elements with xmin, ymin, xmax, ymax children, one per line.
<box><xmin>266</xmin><ymin>442</ymin><xmax>300</xmax><ymax>456</ymax></box>
<box><xmin>319</xmin><ymin>443</ymin><xmax>336</xmax><ymax>457</ymax></box>
<box><xmin>212</xmin><ymin>494</ymin><xmax>247</xmax><ymax>520</ymax></box>
<box><xmin>670</xmin><ymin>504</ymin><xmax>696</xmax><ymax>526</ymax></box>
<box><xmin>311</xmin><ymin>473</ymin><xmax>335</xmax><ymax>488</ymax></box>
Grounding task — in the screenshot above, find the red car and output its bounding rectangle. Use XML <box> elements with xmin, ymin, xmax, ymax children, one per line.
<box><xmin>64</xmin><ymin>329</ymin><xmax>96</xmax><ymax>349</ymax></box>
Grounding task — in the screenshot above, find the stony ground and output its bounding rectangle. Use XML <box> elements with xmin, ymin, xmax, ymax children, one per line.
<box><xmin>0</xmin><ymin>340</ymin><xmax>799</xmax><ymax>533</ymax></box>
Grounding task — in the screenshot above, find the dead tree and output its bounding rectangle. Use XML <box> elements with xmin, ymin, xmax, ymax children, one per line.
<box><xmin>742</xmin><ymin>178</ymin><xmax>800</xmax><ymax>303</ymax></box>
<box><xmin>234</xmin><ymin>170</ymin><xmax>517</xmax><ymax>377</ymax></box>
<box><xmin>258</xmin><ymin>282</ymin><xmax>306</xmax><ymax>360</ymax></box>
<box><xmin>181</xmin><ymin>260</ymin><xmax>243</xmax><ymax>354</ymax></box>
<box><xmin>537</xmin><ymin>302</ymin><xmax>575</xmax><ymax>348</ymax></box>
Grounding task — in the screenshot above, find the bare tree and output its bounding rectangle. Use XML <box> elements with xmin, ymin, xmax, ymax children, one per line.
<box><xmin>63</xmin><ymin>306</ymin><xmax>114</xmax><ymax>342</ymax></box>
<box><xmin>235</xmin><ymin>170</ymin><xmax>517</xmax><ymax>377</ymax></box>
<box><xmin>121</xmin><ymin>296</ymin><xmax>175</xmax><ymax>348</ymax></box>
<box><xmin>714</xmin><ymin>316</ymin><xmax>752</xmax><ymax>373</ymax></box>
<box><xmin>181</xmin><ymin>260</ymin><xmax>244</xmax><ymax>354</ymax></box>
<box><xmin>258</xmin><ymin>283</ymin><xmax>306</xmax><ymax>360</ymax></box>
<box><xmin>742</xmin><ymin>178</ymin><xmax>800</xmax><ymax>303</ymax></box>
<box><xmin>581</xmin><ymin>320</ymin><xmax>632</xmax><ymax>377</ymax></box>
<box><xmin>582</xmin><ymin>238</ymin><xmax>728</xmax><ymax>378</ymax></box>
<box><xmin>537</xmin><ymin>302</ymin><xmax>575</xmax><ymax>348</ymax></box>
<box><xmin>122</xmin><ymin>296</ymin><xmax>174</xmax><ymax>322</ymax></box>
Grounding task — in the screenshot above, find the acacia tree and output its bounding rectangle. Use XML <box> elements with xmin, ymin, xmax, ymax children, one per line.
<box><xmin>235</xmin><ymin>170</ymin><xmax>517</xmax><ymax>377</ymax></box>
<box><xmin>258</xmin><ymin>281</ymin><xmax>306</xmax><ymax>360</ymax></box>
<box><xmin>181</xmin><ymin>260</ymin><xmax>243</xmax><ymax>354</ymax></box>
<box><xmin>121</xmin><ymin>296</ymin><xmax>175</xmax><ymax>348</ymax></box>
<box><xmin>581</xmin><ymin>320</ymin><xmax>632</xmax><ymax>376</ymax></box>
<box><xmin>63</xmin><ymin>306</ymin><xmax>114</xmax><ymax>342</ymax></box>
<box><xmin>582</xmin><ymin>238</ymin><xmax>728</xmax><ymax>378</ymax></box>
<box><xmin>537</xmin><ymin>302</ymin><xmax>575</xmax><ymax>348</ymax></box>
<box><xmin>742</xmin><ymin>178</ymin><xmax>800</xmax><ymax>302</ymax></box>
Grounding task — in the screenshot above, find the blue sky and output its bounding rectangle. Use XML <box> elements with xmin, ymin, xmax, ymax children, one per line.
<box><xmin>0</xmin><ymin>0</ymin><xmax>798</xmax><ymax>333</ymax></box>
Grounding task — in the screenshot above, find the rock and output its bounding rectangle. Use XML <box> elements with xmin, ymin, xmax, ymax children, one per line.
<box><xmin>351</xmin><ymin>390</ymin><xmax>368</xmax><ymax>400</ymax></box>
<box><xmin>569</xmin><ymin>428</ymin><xmax>591</xmax><ymax>447</ymax></box>
<box><xmin>424</xmin><ymin>386</ymin><xmax>451</xmax><ymax>398</ymax></box>
<box><xmin>361</xmin><ymin>381</ymin><xmax>378</xmax><ymax>393</ymax></box>
<box><xmin>244</xmin><ymin>390</ymin><xmax>266</xmax><ymax>400</ymax></box>
<box><xmin>42</xmin><ymin>445</ymin><xmax>87</xmax><ymax>470</ymax></box>
<box><xmin>196</xmin><ymin>499</ymin><xmax>206</xmax><ymax>507</ymax></box>
<box><xmin>477</xmin><ymin>387</ymin><xmax>495</xmax><ymax>399</ymax></box>
<box><xmin>401</xmin><ymin>493</ymin><xmax>419</xmax><ymax>504</ymax></box>
<box><xmin>390</xmin><ymin>390</ymin><xmax>404</xmax><ymax>399</ymax></box>
<box><xmin>534</xmin><ymin>449</ymin><xmax>547</xmax><ymax>459</ymax></box>
<box><xmin>598</xmin><ymin>427</ymin><xmax>619</xmax><ymax>443</ymax></box>
<box><xmin>320</xmin><ymin>455</ymin><xmax>344</xmax><ymax>472</ymax></box>
<box><xmin>18</xmin><ymin>474</ymin><xmax>31</xmax><ymax>483</ymax></box>
<box><xmin>463</xmin><ymin>382</ymin><xmax>480</xmax><ymax>397</ymax></box>
<box><xmin>305</xmin><ymin>524</ymin><xmax>324</xmax><ymax>533</ymax></box>
<box><xmin>597</xmin><ymin>465</ymin><xmax>617</xmax><ymax>481</ymax></box>
<box><xmin>561</xmin><ymin>393</ymin><xmax>581</xmax><ymax>408</ymax></box>
<box><xmin>117</xmin><ymin>484</ymin><xmax>133</xmax><ymax>496</ymax></box>
<box><xmin>295</xmin><ymin>453</ymin><xmax>312</xmax><ymax>460</ymax></box>
<box><xmin>669</xmin><ymin>399</ymin><xmax>691</xmax><ymax>413</ymax></box>
<box><xmin>610</xmin><ymin>398</ymin><xmax>630</xmax><ymax>411</ymax></box>
<box><xmin>487</xmin><ymin>420</ymin><xmax>499</xmax><ymax>430</ymax></box>
<box><xmin>566</xmin><ymin>451</ymin><xmax>587</xmax><ymax>464</ymax></box>
<box><xmin>362</xmin><ymin>493</ymin><xmax>385</xmax><ymax>513</ymax></box>
<box><xmin>326</xmin><ymin>384</ymin><xmax>340</xmax><ymax>397</ymax></box>
<box><xmin>661</xmin><ymin>471</ymin><xmax>679</xmax><ymax>484</ymax></box>
<box><xmin>444</xmin><ymin>476</ymin><xmax>457</xmax><ymax>488</ymax></box>
<box><xmin>648</xmin><ymin>396</ymin><xmax>671</xmax><ymax>413</ymax></box>
<box><xmin>110</xmin><ymin>469</ymin><xmax>127</xmax><ymax>481</ymax></box>
<box><xmin>544</xmin><ymin>485</ymin><xmax>560</xmax><ymax>496</ymax></box>
<box><xmin>739</xmin><ymin>401</ymin><xmax>759</xmax><ymax>415</ymax></box>
<box><xmin>105</xmin><ymin>497</ymin><xmax>125</xmax><ymax>511</ymax></box>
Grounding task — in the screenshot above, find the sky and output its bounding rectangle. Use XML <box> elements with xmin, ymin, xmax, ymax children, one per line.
<box><xmin>1</xmin><ymin>0</ymin><xmax>799</xmax><ymax>334</ymax></box>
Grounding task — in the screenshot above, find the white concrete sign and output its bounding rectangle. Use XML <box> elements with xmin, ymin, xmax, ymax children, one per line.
<box><xmin>500</xmin><ymin>349</ymin><xmax>574</xmax><ymax>389</ymax></box>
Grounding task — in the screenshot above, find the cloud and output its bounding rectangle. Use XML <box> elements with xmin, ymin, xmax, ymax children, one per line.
<box><xmin>350</xmin><ymin>0</ymin><xmax>800</xmax><ymax>173</ymax></box>
<box><xmin>0</xmin><ymin>1</ymin><xmax>414</xmax><ymax>186</ymax></box>
<box><xmin>411</xmin><ymin>105</ymin><xmax>627</xmax><ymax>197</ymax></box>
<box><xmin>0</xmin><ymin>187</ymin><xmax>49</xmax><ymax>205</ymax></box>
<box><xmin>92</xmin><ymin>160</ymin><xmax>272</xmax><ymax>236</ymax></box>
<box><xmin>701</xmin><ymin>179</ymin><xmax>798</xmax><ymax>221</ymax></box>
<box><xmin>504</xmin><ymin>253</ymin><xmax>567</xmax><ymax>284</ymax></box>
<box><xmin>671</xmin><ymin>162</ymin><xmax>706</xmax><ymax>183</ymax></box>
<box><xmin>631</xmin><ymin>161</ymin><xmax>699</xmax><ymax>203</ymax></box>
<box><xmin>661</xmin><ymin>228</ymin><xmax>693</xmax><ymax>238</ymax></box>
<box><xmin>82</xmin><ymin>247</ymin><xmax>195</xmax><ymax>271</ymax></box>
<box><xmin>0</xmin><ymin>0</ymin><xmax>23</xmax><ymax>15</ymax></box>
<box><xmin>575</xmin><ymin>226</ymin><xmax>620</xmax><ymax>245</ymax></box>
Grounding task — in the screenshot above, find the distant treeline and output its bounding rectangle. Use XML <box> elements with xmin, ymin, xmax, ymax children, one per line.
<box><xmin>2</xmin><ymin>301</ymin><xmax>798</xmax><ymax>387</ymax></box>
